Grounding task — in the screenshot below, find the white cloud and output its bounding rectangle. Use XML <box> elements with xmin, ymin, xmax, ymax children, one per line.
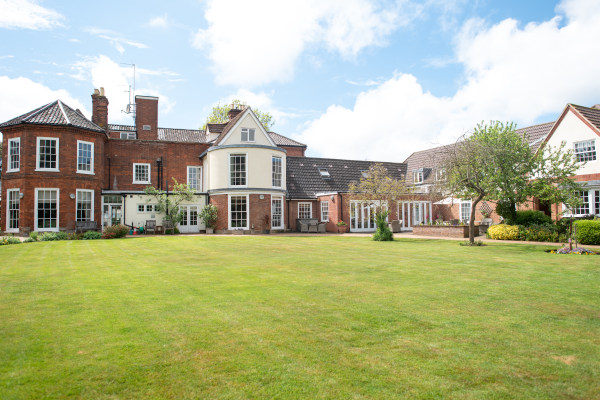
<box><xmin>71</xmin><ymin>55</ymin><xmax>174</xmax><ymax>123</ymax></box>
<box><xmin>147</xmin><ymin>14</ymin><xmax>168</xmax><ymax>28</ymax></box>
<box><xmin>0</xmin><ymin>0</ymin><xmax>64</xmax><ymax>30</ymax></box>
<box><xmin>193</xmin><ymin>0</ymin><xmax>420</xmax><ymax>87</ymax></box>
<box><xmin>0</xmin><ymin>76</ymin><xmax>87</xmax><ymax>123</ymax></box>
<box><xmin>299</xmin><ymin>0</ymin><xmax>600</xmax><ymax>161</ymax></box>
<box><xmin>84</xmin><ymin>27</ymin><xmax>148</xmax><ymax>54</ymax></box>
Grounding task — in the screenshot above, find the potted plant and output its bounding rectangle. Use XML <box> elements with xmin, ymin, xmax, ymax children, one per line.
<box><xmin>336</xmin><ymin>220</ymin><xmax>349</xmax><ymax>233</ymax></box>
<box><xmin>262</xmin><ymin>214</ymin><xmax>271</xmax><ymax>234</ymax></box>
<box><xmin>199</xmin><ymin>204</ymin><xmax>218</xmax><ymax>234</ymax></box>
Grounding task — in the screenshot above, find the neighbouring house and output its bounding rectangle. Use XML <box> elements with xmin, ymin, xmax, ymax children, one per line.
<box><xmin>0</xmin><ymin>88</ymin><xmax>434</xmax><ymax>234</ymax></box>
<box><xmin>404</xmin><ymin>104</ymin><xmax>600</xmax><ymax>223</ymax></box>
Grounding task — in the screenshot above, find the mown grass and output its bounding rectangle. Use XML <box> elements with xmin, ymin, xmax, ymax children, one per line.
<box><xmin>0</xmin><ymin>236</ymin><xmax>599</xmax><ymax>399</ymax></box>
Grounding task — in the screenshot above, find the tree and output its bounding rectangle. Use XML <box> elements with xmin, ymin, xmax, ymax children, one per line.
<box><xmin>144</xmin><ymin>179</ymin><xmax>195</xmax><ymax>231</ymax></box>
<box><xmin>349</xmin><ymin>163</ymin><xmax>413</xmax><ymax>241</ymax></box>
<box><xmin>203</xmin><ymin>99</ymin><xmax>274</xmax><ymax>131</ymax></box>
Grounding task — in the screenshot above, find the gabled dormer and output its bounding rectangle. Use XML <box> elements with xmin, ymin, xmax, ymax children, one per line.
<box><xmin>213</xmin><ymin>107</ymin><xmax>277</xmax><ymax>147</ymax></box>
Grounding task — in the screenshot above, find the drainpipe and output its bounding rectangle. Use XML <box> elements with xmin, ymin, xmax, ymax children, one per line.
<box><xmin>106</xmin><ymin>157</ymin><xmax>111</xmax><ymax>190</ymax></box>
<box><xmin>121</xmin><ymin>194</ymin><xmax>127</xmax><ymax>227</ymax></box>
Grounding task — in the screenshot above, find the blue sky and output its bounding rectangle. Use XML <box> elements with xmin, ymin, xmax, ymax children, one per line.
<box><xmin>1</xmin><ymin>0</ymin><xmax>600</xmax><ymax>161</ymax></box>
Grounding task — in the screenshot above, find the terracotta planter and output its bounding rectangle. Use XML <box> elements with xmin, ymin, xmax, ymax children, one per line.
<box><xmin>337</xmin><ymin>225</ymin><xmax>349</xmax><ymax>234</ymax></box>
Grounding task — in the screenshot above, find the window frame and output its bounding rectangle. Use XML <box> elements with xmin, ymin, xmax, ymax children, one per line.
<box><xmin>228</xmin><ymin>194</ymin><xmax>249</xmax><ymax>230</ymax></box>
<box><xmin>459</xmin><ymin>200</ymin><xmax>472</xmax><ymax>223</ymax></box>
<box><xmin>7</xmin><ymin>137</ymin><xmax>20</xmax><ymax>173</ymax></box>
<box><xmin>120</xmin><ymin>131</ymin><xmax>136</xmax><ymax>139</ymax></box>
<box><xmin>298</xmin><ymin>202</ymin><xmax>312</xmax><ymax>219</ymax></box>
<box><xmin>76</xmin><ymin>140</ymin><xmax>95</xmax><ymax>175</ymax></box>
<box><xmin>229</xmin><ymin>153</ymin><xmax>248</xmax><ymax>187</ymax></box>
<box><xmin>413</xmin><ymin>170</ymin><xmax>424</xmax><ymax>184</ymax></box>
<box><xmin>241</xmin><ymin>128</ymin><xmax>255</xmax><ymax>143</ymax></box>
<box><xmin>6</xmin><ymin>188</ymin><xmax>20</xmax><ymax>233</ymax></box>
<box><xmin>574</xmin><ymin>190</ymin><xmax>591</xmax><ymax>216</ymax></box>
<box><xmin>132</xmin><ymin>163</ymin><xmax>151</xmax><ymax>185</ymax></box>
<box><xmin>75</xmin><ymin>189</ymin><xmax>94</xmax><ymax>222</ymax></box>
<box><xmin>574</xmin><ymin>140</ymin><xmax>597</xmax><ymax>163</ymax></box>
<box><xmin>272</xmin><ymin>156</ymin><xmax>282</xmax><ymax>188</ymax></box>
<box><xmin>35</xmin><ymin>137</ymin><xmax>59</xmax><ymax>172</ymax></box>
<box><xmin>271</xmin><ymin>195</ymin><xmax>284</xmax><ymax>229</ymax></box>
<box><xmin>320</xmin><ymin>201</ymin><xmax>329</xmax><ymax>222</ymax></box>
<box><xmin>187</xmin><ymin>166</ymin><xmax>203</xmax><ymax>191</ymax></box>
<box><xmin>34</xmin><ymin>188</ymin><xmax>60</xmax><ymax>232</ymax></box>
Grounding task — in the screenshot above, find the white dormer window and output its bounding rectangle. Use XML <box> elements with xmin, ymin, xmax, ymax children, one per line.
<box><xmin>574</xmin><ymin>140</ymin><xmax>596</xmax><ymax>162</ymax></box>
<box><xmin>413</xmin><ymin>170</ymin><xmax>423</xmax><ymax>183</ymax></box>
<box><xmin>241</xmin><ymin>128</ymin><xmax>255</xmax><ymax>142</ymax></box>
<box><xmin>436</xmin><ymin>168</ymin><xmax>446</xmax><ymax>181</ymax></box>
<box><xmin>319</xmin><ymin>168</ymin><xmax>330</xmax><ymax>178</ymax></box>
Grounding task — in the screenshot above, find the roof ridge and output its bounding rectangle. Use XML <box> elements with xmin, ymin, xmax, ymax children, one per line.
<box><xmin>57</xmin><ymin>100</ymin><xmax>70</xmax><ymax>125</ymax></box>
<box><xmin>288</xmin><ymin>155</ymin><xmax>405</xmax><ymax>165</ymax></box>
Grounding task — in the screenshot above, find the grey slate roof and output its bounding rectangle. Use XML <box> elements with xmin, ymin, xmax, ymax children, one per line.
<box><xmin>286</xmin><ymin>156</ymin><xmax>407</xmax><ymax>199</ymax></box>
<box><xmin>571</xmin><ymin>104</ymin><xmax>600</xmax><ymax>132</ymax></box>
<box><xmin>517</xmin><ymin>121</ymin><xmax>555</xmax><ymax>152</ymax></box>
<box><xmin>158</xmin><ymin>127</ymin><xmax>206</xmax><ymax>142</ymax></box>
<box><xmin>0</xmin><ymin>100</ymin><xmax>104</xmax><ymax>132</ymax></box>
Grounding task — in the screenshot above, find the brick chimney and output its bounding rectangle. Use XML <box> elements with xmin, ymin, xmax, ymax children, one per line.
<box><xmin>135</xmin><ymin>95</ymin><xmax>159</xmax><ymax>140</ymax></box>
<box><xmin>91</xmin><ymin>87</ymin><xmax>109</xmax><ymax>128</ymax></box>
<box><xmin>228</xmin><ymin>106</ymin><xmax>243</xmax><ymax>121</ymax></box>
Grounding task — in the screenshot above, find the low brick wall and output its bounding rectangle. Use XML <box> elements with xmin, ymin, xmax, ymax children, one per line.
<box><xmin>412</xmin><ymin>225</ymin><xmax>480</xmax><ymax>238</ymax></box>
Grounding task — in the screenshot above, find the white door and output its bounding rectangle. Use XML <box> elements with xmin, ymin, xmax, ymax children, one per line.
<box><xmin>178</xmin><ymin>205</ymin><xmax>199</xmax><ymax>233</ymax></box>
<box><xmin>350</xmin><ymin>201</ymin><xmax>377</xmax><ymax>232</ymax></box>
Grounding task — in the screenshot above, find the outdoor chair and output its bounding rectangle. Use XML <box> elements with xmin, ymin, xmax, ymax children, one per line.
<box><xmin>317</xmin><ymin>222</ymin><xmax>327</xmax><ymax>233</ymax></box>
<box><xmin>145</xmin><ymin>220</ymin><xmax>156</xmax><ymax>234</ymax></box>
<box><xmin>75</xmin><ymin>221</ymin><xmax>97</xmax><ymax>233</ymax></box>
<box><xmin>297</xmin><ymin>218</ymin><xmax>319</xmax><ymax>233</ymax></box>
<box><xmin>163</xmin><ymin>220</ymin><xmax>175</xmax><ymax>234</ymax></box>
<box><xmin>388</xmin><ymin>220</ymin><xmax>401</xmax><ymax>233</ymax></box>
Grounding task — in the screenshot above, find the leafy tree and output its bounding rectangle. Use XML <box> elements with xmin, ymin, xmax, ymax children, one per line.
<box><xmin>203</xmin><ymin>99</ymin><xmax>274</xmax><ymax>131</ymax></box>
<box><xmin>349</xmin><ymin>163</ymin><xmax>413</xmax><ymax>241</ymax></box>
<box><xmin>144</xmin><ymin>179</ymin><xmax>195</xmax><ymax>229</ymax></box>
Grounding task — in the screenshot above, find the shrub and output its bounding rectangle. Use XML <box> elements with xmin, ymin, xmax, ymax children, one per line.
<box><xmin>512</xmin><ymin>210</ymin><xmax>552</xmax><ymax>227</ymax></box>
<box><xmin>29</xmin><ymin>232</ymin><xmax>39</xmax><ymax>242</ymax></box>
<box><xmin>102</xmin><ymin>224</ymin><xmax>129</xmax><ymax>239</ymax></box>
<box><xmin>518</xmin><ymin>224</ymin><xmax>559</xmax><ymax>242</ymax></box>
<box><xmin>373</xmin><ymin>212</ymin><xmax>393</xmax><ymax>241</ymax></box>
<box><xmin>83</xmin><ymin>231</ymin><xmax>102</xmax><ymax>240</ymax></box>
<box><xmin>487</xmin><ymin>224</ymin><xmax>520</xmax><ymax>240</ymax></box>
<box><xmin>0</xmin><ymin>236</ymin><xmax>21</xmax><ymax>246</ymax></box>
<box><xmin>40</xmin><ymin>232</ymin><xmax>59</xmax><ymax>241</ymax></box>
<box><xmin>495</xmin><ymin>199</ymin><xmax>517</xmax><ymax>223</ymax></box>
<box><xmin>575</xmin><ymin>220</ymin><xmax>600</xmax><ymax>245</ymax></box>
<box><xmin>199</xmin><ymin>204</ymin><xmax>218</xmax><ymax>229</ymax></box>
<box><xmin>67</xmin><ymin>232</ymin><xmax>83</xmax><ymax>240</ymax></box>
<box><xmin>557</xmin><ymin>215</ymin><xmax>595</xmax><ymax>235</ymax></box>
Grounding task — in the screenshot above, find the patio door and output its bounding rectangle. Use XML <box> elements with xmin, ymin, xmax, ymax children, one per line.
<box><xmin>178</xmin><ymin>205</ymin><xmax>199</xmax><ymax>233</ymax></box>
<box><xmin>350</xmin><ymin>201</ymin><xmax>377</xmax><ymax>232</ymax></box>
<box><xmin>102</xmin><ymin>195</ymin><xmax>123</xmax><ymax>229</ymax></box>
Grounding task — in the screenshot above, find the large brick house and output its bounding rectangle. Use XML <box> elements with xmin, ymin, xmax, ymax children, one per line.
<box><xmin>0</xmin><ymin>89</ymin><xmax>433</xmax><ymax>234</ymax></box>
<box><xmin>404</xmin><ymin>103</ymin><xmax>600</xmax><ymax>223</ymax></box>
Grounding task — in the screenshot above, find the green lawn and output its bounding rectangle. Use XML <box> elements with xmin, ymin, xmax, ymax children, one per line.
<box><xmin>0</xmin><ymin>236</ymin><xmax>599</xmax><ymax>399</ymax></box>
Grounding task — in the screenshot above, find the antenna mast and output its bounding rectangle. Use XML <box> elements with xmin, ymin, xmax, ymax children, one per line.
<box><xmin>120</xmin><ymin>63</ymin><xmax>136</xmax><ymax>120</ymax></box>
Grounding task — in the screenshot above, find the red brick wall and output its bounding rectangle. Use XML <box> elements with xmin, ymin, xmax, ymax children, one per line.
<box><xmin>210</xmin><ymin>193</ymin><xmax>284</xmax><ymax>232</ymax></box>
<box><xmin>282</xmin><ymin>146</ymin><xmax>305</xmax><ymax>157</ymax></box>
<box><xmin>105</xmin><ymin>140</ymin><xmax>209</xmax><ymax>191</ymax></box>
<box><xmin>135</xmin><ymin>96</ymin><xmax>158</xmax><ymax>141</ymax></box>
<box><xmin>287</xmin><ymin>200</ymin><xmax>317</xmax><ymax>231</ymax></box>
<box><xmin>1</xmin><ymin>125</ymin><xmax>106</xmax><ymax>233</ymax></box>
<box><xmin>209</xmin><ymin>194</ymin><xmax>228</xmax><ymax>231</ymax></box>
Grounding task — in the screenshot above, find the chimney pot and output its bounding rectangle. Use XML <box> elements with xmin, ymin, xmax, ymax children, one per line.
<box><xmin>228</xmin><ymin>107</ymin><xmax>243</xmax><ymax>120</ymax></box>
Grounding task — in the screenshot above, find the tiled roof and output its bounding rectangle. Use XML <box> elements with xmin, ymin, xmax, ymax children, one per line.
<box><xmin>108</xmin><ymin>124</ymin><xmax>207</xmax><ymax>142</ymax></box>
<box><xmin>108</xmin><ymin>124</ymin><xmax>136</xmax><ymax>131</ymax></box>
<box><xmin>268</xmin><ymin>131</ymin><xmax>306</xmax><ymax>147</ymax></box>
<box><xmin>403</xmin><ymin>121</ymin><xmax>556</xmax><ymax>185</ymax></box>
<box><xmin>571</xmin><ymin>104</ymin><xmax>600</xmax><ymax>132</ymax></box>
<box><xmin>206</xmin><ymin>123</ymin><xmax>227</xmax><ymax>134</ymax></box>
<box><xmin>0</xmin><ymin>100</ymin><xmax>104</xmax><ymax>132</ymax></box>
<box><xmin>213</xmin><ymin>107</ymin><xmax>247</xmax><ymax>145</ymax></box>
<box><xmin>286</xmin><ymin>156</ymin><xmax>407</xmax><ymax>199</ymax></box>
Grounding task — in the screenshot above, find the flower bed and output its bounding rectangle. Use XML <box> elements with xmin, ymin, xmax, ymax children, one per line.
<box><xmin>546</xmin><ymin>246</ymin><xmax>598</xmax><ymax>255</ymax></box>
<box><xmin>413</xmin><ymin>225</ymin><xmax>479</xmax><ymax>238</ymax></box>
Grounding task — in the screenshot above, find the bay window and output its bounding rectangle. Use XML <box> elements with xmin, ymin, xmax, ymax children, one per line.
<box><xmin>77</xmin><ymin>141</ymin><xmax>94</xmax><ymax>174</ymax></box>
<box><xmin>6</xmin><ymin>189</ymin><xmax>20</xmax><ymax>232</ymax></box>
<box><xmin>272</xmin><ymin>156</ymin><xmax>282</xmax><ymax>187</ymax></box>
<box><xmin>76</xmin><ymin>189</ymin><xmax>94</xmax><ymax>221</ymax></box>
<box><xmin>229</xmin><ymin>195</ymin><xmax>248</xmax><ymax>229</ymax></box>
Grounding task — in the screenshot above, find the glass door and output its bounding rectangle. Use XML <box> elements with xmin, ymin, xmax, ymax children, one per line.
<box><xmin>178</xmin><ymin>205</ymin><xmax>199</xmax><ymax>233</ymax></box>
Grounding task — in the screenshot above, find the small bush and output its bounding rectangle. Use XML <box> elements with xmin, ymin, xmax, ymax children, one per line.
<box><xmin>67</xmin><ymin>232</ymin><xmax>83</xmax><ymax>240</ymax></box>
<box><xmin>102</xmin><ymin>224</ymin><xmax>129</xmax><ymax>239</ymax></box>
<box><xmin>557</xmin><ymin>215</ymin><xmax>596</xmax><ymax>235</ymax></box>
<box><xmin>23</xmin><ymin>238</ymin><xmax>36</xmax><ymax>243</ymax></box>
<box><xmin>373</xmin><ymin>212</ymin><xmax>393</xmax><ymax>241</ymax></box>
<box><xmin>575</xmin><ymin>220</ymin><xmax>600</xmax><ymax>245</ymax></box>
<box><xmin>518</xmin><ymin>224</ymin><xmax>559</xmax><ymax>242</ymax></box>
<box><xmin>40</xmin><ymin>232</ymin><xmax>59</xmax><ymax>241</ymax></box>
<box><xmin>460</xmin><ymin>240</ymin><xmax>485</xmax><ymax>246</ymax></box>
<box><xmin>487</xmin><ymin>224</ymin><xmax>520</xmax><ymax>240</ymax></box>
<box><xmin>0</xmin><ymin>236</ymin><xmax>21</xmax><ymax>246</ymax></box>
<box><xmin>83</xmin><ymin>231</ymin><xmax>102</xmax><ymax>240</ymax></box>
<box><xmin>512</xmin><ymin>210</ymin><xmax>552</xmax><ymax>227</ymax></box>
<box><xmin>29</xmin><ymin>232</ymin><xmax>39</xmax><ymax>242</ymax></box>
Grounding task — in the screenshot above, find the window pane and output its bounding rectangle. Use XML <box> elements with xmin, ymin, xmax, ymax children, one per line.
<box><xmin>134</xmin><ymin>164</ymin><xmax>149</xmax><ymax>183</ymax></box>
<box><xmin>575</xmin><ymin>140</ymin><xmax>597</xmax><ymax>162</ymax></box>
<box><xmin>37</xmin><ymin>189</ymin><xmax>58</xmax><ymax>229</ymax></box>
<box><xmin>188</xmin><ymin>166</ymin><xmax>201</xmax><ymax>190</ymax></box>
<box><xmin>77</xmin><ymin>142</ymin><xmax>93</xmax><ymax>172</ymax></box>
<box><xmin>38</xmin><ymin>139</ymin><xmax>57</xmax><ymax>169</ymax></box>
<box><xmin>321</xmin><ymin>201</ymin><xmax>329</xmax><ymax>222</ymax></box>
<box><xmin>8</xmin><ymin>190</ymin><xmax>20</xmax><ymax>230</ymax></box>
<box><xmin>298</xmin><ymin>203</ymin><xmax>311</xmax><ymax>219</ymax></box>
<box><xmin>76</xmin><ymin>191</ymin><xmax>92</xmax><ymax>222</ymax></box>
<box><xmin>9</xmin><ymin>139</ymin><xmax>20</xmax><ymax>171</ymax></box>
<box><xmin>272</xmin><ymin>157</ymin><xmax>282</xmax><ymax>187</ymax></box>
<box><xmin>230</xmin><ymin>196</ymin><xmax>247</xmax><ymax>228</ymax></box>
<box><xmin>576</xmin><ymin>191</ymin><xmax>590</xmax><ymax>215</ymax></box>
<box><xmin>271</xmin><ymin>198</ymin><xmax>282</xmax><ymax>228</ymax></box>
<box><xmin>230</xmin><ymin>154</ymin><xmax>246</xmax><ymax>186</ymax></box>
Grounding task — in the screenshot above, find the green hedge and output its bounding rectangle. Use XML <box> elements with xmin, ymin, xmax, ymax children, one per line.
<box><xmin>575</xmin><ymin>220</ymin><xmax>600</xmax><ymax>245</ymax></box>
<box><xmin>487</xmin><ymin>225</ymin><xmax>520</xmax><ymax>240</ymax></box>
